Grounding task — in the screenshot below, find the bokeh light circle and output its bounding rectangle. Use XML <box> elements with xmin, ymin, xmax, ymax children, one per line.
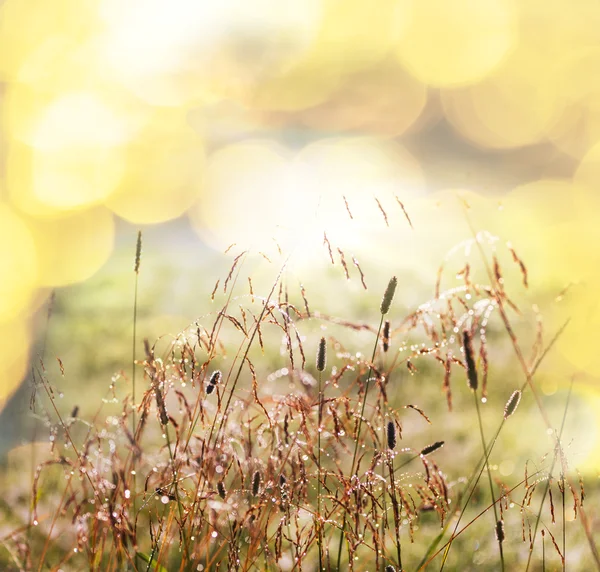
<box><xmin>394</xmin><ymin>0</ymin><xmax>517</xmax><ymax>87</ymax></box>
<box><xmin>24</xmin><ymin>207</ymin><xmax>115</xmax><ymax>287</ymax></box>
<box><xmin>105</xmin><ymin>110</ymin><xmax>205</xmax><ymax>224</ymax></box>
<box><xmin>0</xmin><ymin>204</ymin><xmax>38</xmax><ymax>322</ymax></box>
<box><xmin>0</xmin><ymin>316</ymin><xmax>31</xmax><ymax>404</ymax></box>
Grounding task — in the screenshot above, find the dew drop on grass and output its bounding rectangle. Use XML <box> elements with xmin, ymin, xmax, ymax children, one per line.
<box><xmin>33</xmin><ymin>520</ymin><xmax>38</xmax><ymax>526</ymax></box>
<box><xmin>211</xmin><ymin>531</ymin><xmax>218</xmax><ymax>538</ymax></box>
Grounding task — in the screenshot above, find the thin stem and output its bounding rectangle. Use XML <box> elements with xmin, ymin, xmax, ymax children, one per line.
<box><xmin>336</xmin><ymin>315</ymin><xmax>385</xmax><ymax>569</ymax></box>
<box><xmin>542</xmin><ymin>530</ymin><xmax>546</xmax><ymax>571</ymax></box>
<box><xmin>387</xmin><ymin>454</ymin><xmax>402</xmax><ymax>571</ymax></box>
<box><xmin>473</xmin><ymin>391</ymin><xmax>504</xmax><ymax>572</ymax></box>
<box><xmin>562</xmin><ymin>471</ymin><xmax>566</xmax><ymax>572</ymax></box>
<box><xmin>132</xmin><ymin>265</ymin><xmax>139</xmax><ymax>538</ymax></box>
<box><xmin>317</xmin><ymin>369</ymin><xmax>323</xmax><ymax>572</ymax></box>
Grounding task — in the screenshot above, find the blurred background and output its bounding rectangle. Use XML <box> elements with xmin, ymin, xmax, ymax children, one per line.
<box><xmin>1</xmin><ymin>0</ymin><xmax>600</xmax><ymax>474</ymax></box>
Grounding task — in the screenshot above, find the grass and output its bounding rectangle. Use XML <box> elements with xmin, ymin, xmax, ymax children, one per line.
<box><xmin>1</xmin><ymin>217</ymin><xmax>599</xmax><ymax>571</ymax></box>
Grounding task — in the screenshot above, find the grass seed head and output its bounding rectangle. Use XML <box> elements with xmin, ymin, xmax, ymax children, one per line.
<box><xmin>462</xmin><ymin>329</ymin><xmax>478</xmax><ymax>391</ymax></box>
<box><xmin>387</xmin><ymin>420</ymin><xmax>397</xmax><ymax>450</ymax></box>
<box><xmin>134</xmin><ymin>230</ymin><xmax>142</xmax><ymax>274</ymax></box>
<box><xmin>496</xmin><ymin>519</ymin><xmax>505</xmax><ymax>543</ymax></box>
<box><xmin>380</xmin><ymin>276</ymin><xmax>398</xmax><ymax>315</ymax></box>
<box><xmin>420</xmin><ymin>441</ymin><xmax>445</xmax><ymax>456</ymax></box>
<box><xmin>386</xmin><ymin>566</ymin><xmax>397</xmax><ymax>572</ymax></box>
<box><xmin>383</xmin><ymin>320</ymin><xmax>391</xmax><ymax>352</ymax></box>
<box><xmin>155</xmin><ymin>389</ymin><xmax>169</xmax><ymax>426</ymax></box>
<box><xmin>317</xmin><ymin>337</ymin><xmax>327</xmax><ymax>372</ymax></box>
<box><xmin>504</xmin><ymin>390</ymin><xmax>522</xmax><ymax>419</ymax></box>
<box><xmin>252</xmin><ymin>471</ymin><xmax>261</xmax><ymax>496</ymax></box>
<box><xmin>207</xmin><ymin>370</ymin><xmax>222</xmax><ymax>395</ymax></box>
<box><xmin>217</xmin><ymin>481</ymin><xmax>226</xmax><ymax>500</ymax></box>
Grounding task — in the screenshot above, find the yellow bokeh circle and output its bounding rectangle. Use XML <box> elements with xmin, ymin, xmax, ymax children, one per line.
<box><xmin>0</xmin><ymin>204</ymin><xmax>38</xmax><ymax>322</ymax></box>
<box><xmin>24</xmin><ymin>207</ymin><xmax>115</xmax><ymax>287</ymax></box>
<box><xmin>105</xmin><ymin>110</ymin><xmax>205</xmax><ymax>224</ymax></box>
<box><xmin>394</xmin><ymin>0</ymin><xmax>517</xmax><ymax>87</ymax></box>
<box><xmin>0</xmin><ymin>316</ymin><xmax>32</xmax><ymax>404</ymax></box>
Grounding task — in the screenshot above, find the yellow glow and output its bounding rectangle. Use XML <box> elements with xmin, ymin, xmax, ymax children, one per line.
<box><xmin>6</xmin><ymin>141</ymin><xmax>65</xmax><ymax>219</ymax></box>
<box><xmin>98</xmin><ymin>0</ymin><xmax>321</xmax><ymax>107</ymax></box>
<box><xmin>402</xmin><ymin>189</ymin><xmax>503</xmax><ymax>270</ymax></box>
<box><xmin>5</xmin><ymin>85</ymin><xmax>152</xmax><ymax>214</ymax></box>
<box><xmin>31</xmin><ymin>92</ymin><xmax>132</xmax><ymax>151</ymax></box>
<box><xmin>0</xmin><ymin>0</ymin><xmax>96</xmax><ymax>81</ymax></box>
<box><xmin>25</xmin><ymin>207</ymin><xmax>115</xmax><ymax>287</ymax></box>
<box><xmin>499</xmin><ymin>180</ymin><xmax>600</xmax><ymax>287</ymax></box>
<box><xmin>565</xmin><ymin>388</ymin><xmax>600</xmax><ymax>474</ymax></box>
<box><xmin>395</xmin><ymin>0</ymin><xmax>516</xmax><ymax>87</ymax></box>
<box><xmin>0</xmin><ymin>316</ymin><xmax>31</xmax><ymax>405</ymax></box>
<box><xmin>105</xmin><ymin>110</ymin><xmax>205</xmax><ymax>224</ymax></box>
<box><xmin>557</xmin><ymin>283</ymin><xmax>600</xmax><ymax>376</ymax></box>
<box><xmin>546</xmin><ymin>49</ymin><xmax>600</xmax><ymax>158</ymax></box>
<box><xmin>442</xmin><ymin>46</ymin><xmax>558</xmax><ymax>148</ymax></box>
<box><xmin>0</xmin><ymin>204</ymin><xmax>38</xmax><ymax>322</ymax></box>
<box><xmin>234</xmin><ymin>0</ymin><xmax>399</xmax><ymax>110</ymax></box>
<box><xmin>189</xmin><ymin>140</ymin><xmax>299</xmax><ymax>252</ymax></box>
<box><xmin>315</xmin><ymin>0</ymin><xmax>398</xmax><ymax>74</ymax></box>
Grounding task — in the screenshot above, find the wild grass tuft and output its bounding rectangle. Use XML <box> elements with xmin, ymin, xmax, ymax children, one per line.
<box><xmin>7</xmin><ymin>227</ymin><xmax>598</xmax><ymax>572</ymax></box>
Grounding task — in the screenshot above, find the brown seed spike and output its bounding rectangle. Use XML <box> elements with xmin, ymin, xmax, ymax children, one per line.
<box><xmin>420</xmin><ymin>441</ymin><xmax>444</xmax><ymax>456</ymax></box>
<box><xmin>462</xmin><ymin>329</ymin><xmax>478</xmax><ymax>391</ymax></box>
<box><xmin>386</xmin><ymin>566</ymin><xmax>397</xmax><ymax>572</ymax></box>
<box><xmin>337</xmin><ymin>248</ymin><xmax>350</xmax><ymax>279</ymax></box>
<box><xmin>352</xmin><ymin>255</ymin><xmax>367</xmax><ymax>289</ymax></box>
<box><xmin>323</xmin><ymin>232</ymin><xmax>334</xmax><ymax>265</ymax></box>
<box><xmin>206</xmin><ymin>370</ymin><xmax>222</xmax><ymax>395</ymax></box>
<box><xmin>155</xmin><ymin>388</ymin><xmax>169</xmax><ymax>426</ymax></box>
<box><xmin>375</xmin><ymin>196</ymin><xmax>389</xmax><ymax>226</ymax></box>
<box><xmin>495</xmin><ymin>519</ymin><xmax>505</xmax><ymax>543</ymax></box>
<box><xmin>252</xmin><ymin>471</ymin><xmax>261</xmax><ymax>496</ymax></box>
<box><xmin>387</xmin><ymin>420</ymin><xmax>397</xmax><ymax>450</ymax></box>
<box><xmin>211</xmin><ymin>279</ymin><xmax>220</xmax><ymax>301</ymax></box>
<box><xmin>343</xmin><ymin>195</ymin><xmax>354</xmax><ymax>219</ymax></box>
<box><xmin>394</xmin><ymin>195</ymin><xmax>414</xmax><ymax>229</ymax></box>
<box><xmin>382</xmin><ymin>320</ymin><xmax>391</xmax><ymax>353</ymax></box>
<box><xmin>316</xmin><ymin>337</ymin><xmax>327</xmax><ymax>372</ymax></box>
<box><xmin>217</xmin><ymin>481</ymin><xmax>226</xmax><ymax>500</ymax></box>
<box><xmin>503</xmin><ymin>390</ymin><xmax>522</xmax><ymax>419</ymax></box>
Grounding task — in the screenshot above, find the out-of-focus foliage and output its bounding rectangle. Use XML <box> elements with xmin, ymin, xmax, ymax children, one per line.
<box><xmin>1</xmin><ymin>0</ymin><xmax>600</xmax><ymax>468</ymax></box>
